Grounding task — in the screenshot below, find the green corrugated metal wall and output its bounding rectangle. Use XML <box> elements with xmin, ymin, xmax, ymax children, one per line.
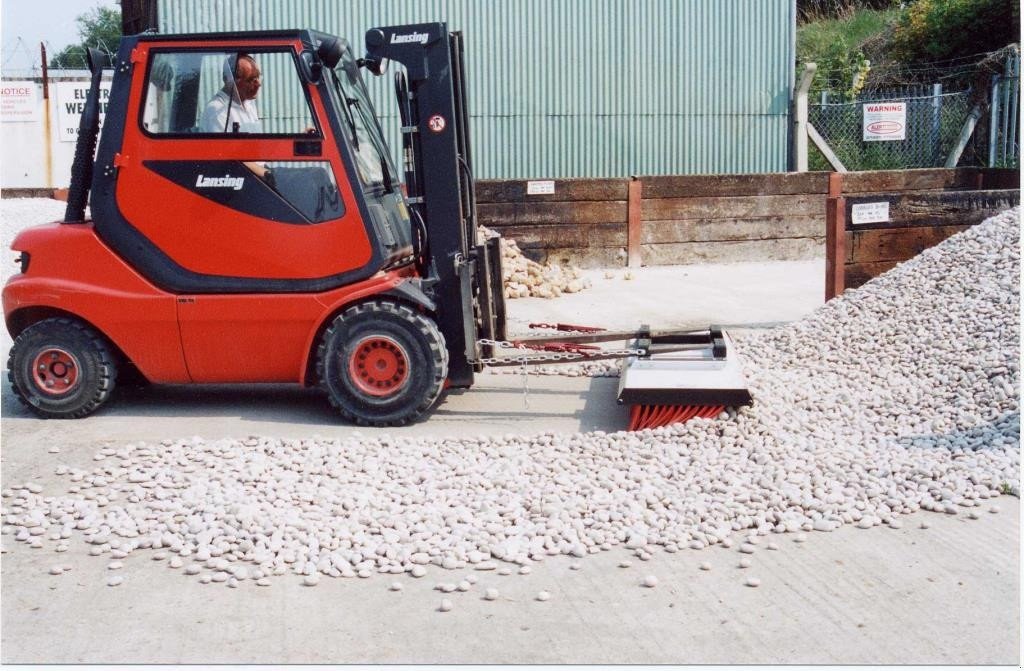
<box><xmin>157</xmin><ymin>0</ymin><xmax>796</xmax><ymax>178</ymax></box>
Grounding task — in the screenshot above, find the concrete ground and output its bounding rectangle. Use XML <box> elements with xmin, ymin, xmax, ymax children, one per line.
<box><xmin>1</xmin><ymin>257</ymin><xmax>1021</xmax><ymax>664</ymax></box>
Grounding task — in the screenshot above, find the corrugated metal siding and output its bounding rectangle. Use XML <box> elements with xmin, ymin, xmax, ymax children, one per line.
<box><xmin>158</xmin><ymin>0</ymin><xmax>795</xmax><ymax>177</ymax></box>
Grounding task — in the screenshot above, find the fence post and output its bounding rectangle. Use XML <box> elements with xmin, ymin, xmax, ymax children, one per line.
<box><xmin>946</xmin><ymin>106</ymin><xmax>982</xmax><ymax>168</ymax></box>
<box><xmin>988</xmin><ymin>74</ymin><xmax>1001</xmax><ymax>166</ymax></box>
<box><xmin>825</xmin><ymin>172</ymin><xmax>846</xmax><ymax>301</ymax></box>
<box><xmin>794</xmin><ymin>62</ymin><xmax>817</xmax><ymax>172</ymax></box>
<box><xmin>931</xmin><ymin>83</ymin><xmax>942</xmax><ymax>165</ymax></box>
<box><xmin>627</xmin><ymin>177</ymin><xmax>642</xmax><ymax>268</ymax></box>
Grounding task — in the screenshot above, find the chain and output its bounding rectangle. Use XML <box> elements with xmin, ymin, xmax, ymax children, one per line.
<box><xmin>471</xmin><ymin>337</ymin><xmax>644</xmax><ymax>410</ymax></box>
<box><xmin>470</xmin><ymin>338</ymin><xmax>645</xmax><ymax>365</ymax></box>
<box><xmin>520</xmin><ymin>358</ymin><xmax>529</xmax><ymax>409</ymax></box>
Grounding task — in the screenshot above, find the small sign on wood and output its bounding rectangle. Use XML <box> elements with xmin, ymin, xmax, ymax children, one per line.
<box><xmin>851</xmin><ymin>201</ymin><xmax>890</xmax><ymax>225</ymax></box>
<box><xmin>526</xmin><ymin>180</ymin><xmax>555</xmax><ymax>195</ymax></box>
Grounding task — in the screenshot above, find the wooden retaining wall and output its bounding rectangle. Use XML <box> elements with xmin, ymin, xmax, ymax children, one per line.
<box><xmin>476</xmin><ymin>168</ymin><xmax>1019</xmax><ymax>271</ymax></box>
<box><xmin>825</xmin><ymin>169</ymin><xmax>1019</xmax><ymax>299</ymax></box>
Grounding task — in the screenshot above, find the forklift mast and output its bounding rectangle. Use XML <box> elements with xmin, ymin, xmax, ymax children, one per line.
<box><xmin>363</xmin><ymin>23</ymin><xmax>506</xmax><ymax>389</ymax></box>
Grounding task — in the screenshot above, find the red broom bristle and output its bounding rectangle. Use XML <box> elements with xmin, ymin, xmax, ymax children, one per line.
<box><xmin>627</xmin><ymin>404</ymin><xmax>725</xmax><ymax>431</ymax></box>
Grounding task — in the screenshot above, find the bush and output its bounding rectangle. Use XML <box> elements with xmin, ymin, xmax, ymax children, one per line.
<box><xmin>891</xmin><ymin>0</ymin><xmax>1020</xmax><ymax>62</ymax></box>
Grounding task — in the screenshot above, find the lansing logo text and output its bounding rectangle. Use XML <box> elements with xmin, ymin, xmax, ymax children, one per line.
<box><xmin>390</xmin><ymin>32</ymin><xmax>429</xmax><ymax>45</ymax></box>
<box><xmin>196</xmin><ymin>174</ymin><xmax>245</xmax><ymax>191</ymax></box>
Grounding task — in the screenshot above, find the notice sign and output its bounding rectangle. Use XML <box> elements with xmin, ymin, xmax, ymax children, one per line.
<box><xmin>56</xmin><ymin>81</ymin><xmax>112</xmax><ymax>142</ymax></box>
<box><xmin>526</xmin><ymin>180</ymin><xmax>555</xmax><ymax>195</ymax></box>
<box><xmin>863</xmin><ymin>102</ymin><xmax>906</xmax><ymax>141</ymax></box>
<box><xmin>851</xmin><ymin>201</ymin><xmax>890</xmax><ymax>225</ymax></box>
<box><xmin>1</xmin><ymin>81</ymin><xmax>40</xmax><ymax>122</ymax></box>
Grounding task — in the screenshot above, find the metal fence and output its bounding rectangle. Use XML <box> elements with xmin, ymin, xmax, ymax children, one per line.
<box><xmin>809</xmin><ymin>86</ymin><xmax>974</xmax><ymax>171</ymax></box>
<box><xmin>988</xmin><ymin>54</ymin><xmax>1020</xmax><ymax>168</ymax></box>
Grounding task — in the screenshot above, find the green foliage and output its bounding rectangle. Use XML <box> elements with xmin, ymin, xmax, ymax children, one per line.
<box><xmin>797</xmin><ymin>0</ymin><xmax>900</xmax><ymax>23</ymax></box>
<box><xmin>797</xmin><ymin>8</ymin><xmax>898</xmax><ymax>98</ymax></box>
<box><xmin>891</xmin><ymin>0</ymin><xmax>1020</xmax><ymax>63</ymax></box>
<box><xmin>49</xmin><ymin>6</ymin><xmax>121</xmax><ymax>69</ymax></box>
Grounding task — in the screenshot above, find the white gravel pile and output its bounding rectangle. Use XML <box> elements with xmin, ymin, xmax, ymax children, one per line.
<box><xmin>1</xmin><ymin>208</ymin><xmax>1018</xmax><ymax>588</ymax></box>
<box><xmin>481</xmin><ymin>226</ymin><xmax>592</xmax><ymax>299</ymax></box>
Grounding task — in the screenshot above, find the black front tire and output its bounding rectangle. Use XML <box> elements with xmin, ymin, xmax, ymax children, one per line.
<box><xmin>317</xmin><ymin>300</ymin><xmax>448</xmax><ymax>426</ymax></box>
<box><xmin>8</xmin><ymin>317</ymin><xmax>118</xmax><ymax>419</ymax></box>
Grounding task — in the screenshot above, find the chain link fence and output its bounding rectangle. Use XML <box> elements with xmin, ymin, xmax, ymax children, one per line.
<box><xmin>809</xmin><ymin>86</ymin><xmax>975</xmax><ymax>171</ymax></box>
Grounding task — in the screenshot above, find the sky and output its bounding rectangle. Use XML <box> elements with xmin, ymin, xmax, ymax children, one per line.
<box><xmin>2</xmin><ymin>0</ymin><xmax>119</xmax><ymax>73</ymax></box>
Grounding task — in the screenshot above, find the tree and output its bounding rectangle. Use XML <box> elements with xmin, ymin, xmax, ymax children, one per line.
<box><xmin>49</xmin><ymin>6</ymin><xmax>121</xmax><ymax>69</ymax></box>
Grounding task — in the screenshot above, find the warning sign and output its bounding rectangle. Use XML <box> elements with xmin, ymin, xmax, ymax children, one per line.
<box><xmin>863</xmin><ymin>102</ymin><xmax>906</xmax><ymax>141</ymax></box>
<box><xmin>1</xmin><ymin>81</ymin><xmax>40</xmax><ymax>122</ymax></box>
<box><xmin>56</xmin><ymin>81</ymin><xmax>112</xmax><ymax>143</ymax></box>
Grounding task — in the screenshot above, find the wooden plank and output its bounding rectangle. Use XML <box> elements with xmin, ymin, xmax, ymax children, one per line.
<box><xmin>842</xmin><ymin>167</ymin><xmax>983</xmax><ymax>193</ymax></box>
<box><xmin>847</xmin><ymin>225</ymin><xmax>969</xmax><ymax>264</ymax></box>
<box><xmin>845</xmin><ymin>260</ymin><xmax>900</xmax><ymax>289</ymax></box>
<box><xmin>627</xmin><ymin>178</ymin><xmax>642</xmax><ymax>267</ymax></box>
<box><xmin>641</xmin><ymin>194</ymin><xmax>824</xmax><ymax>221</ymax></box>
<box><xmin>475</xmin><ymin>178</ymin><xmax>628</xmax><ymax>203</ymax></box>
<box><xmin>494</xmin><ymin>222</ymin><xmax>626</xmax><ymax>250</ymax></box>
<box><xmin>642</xmin><ymin>216</ymin><xmax>823</xmax><ymax>244</ymax></box>
<box><xmin>478</xmin><ymin>201</ymin><xmax>627</xmax><ymax>227</ymax></box>
<box><xmin>640</xmin><ymin>238</ymin><xmax>824</xmax><ymax>266</ymax></box>
<box><xmin>844</xmin><ymin>189</ymin><xmax>1018</xmax><ymax>230</ymax></box>
<box><xmin>639</xmin><ymin>172</ymin><xmax>828</xmax><ymax>199</ymax></box>
<box><xmin>979</xmin><ymin>168</ymin><xmax>1022</xmax><ymax>190</ymax></box>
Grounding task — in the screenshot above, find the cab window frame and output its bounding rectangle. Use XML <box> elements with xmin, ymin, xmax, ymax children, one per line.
<box><xmin>137</xmin><ymin>46</ymin><xmax>323</xmax><ymax>139</ymax></box>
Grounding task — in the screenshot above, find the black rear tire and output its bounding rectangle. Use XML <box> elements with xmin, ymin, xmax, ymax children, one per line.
<box><xmin>7</xmin><ymin>317</ymin><xmax>118</xmax><ymax>419</ymax></box>
<box><xmin>317</xmin><ymin>300</ymin><xmax>448</xmax><ymax>426</ymax></box>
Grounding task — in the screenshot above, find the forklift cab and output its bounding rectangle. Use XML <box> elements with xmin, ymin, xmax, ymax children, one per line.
<box><xmin>92</xmin><ymin>30</ymin><xmax>412</xmax><ymax>293</ymax></box>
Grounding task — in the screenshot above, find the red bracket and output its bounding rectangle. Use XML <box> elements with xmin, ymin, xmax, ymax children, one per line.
<box><xmin>515</xmin><ymin>342</ymin><xmax>602</xmax><ymax>355</ymax></box>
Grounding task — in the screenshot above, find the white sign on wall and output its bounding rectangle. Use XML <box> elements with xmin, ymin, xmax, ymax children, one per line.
<box><xmin>526</xmin><ymin>180</ymin><xmax>555</xmax><ymax>195</ymax></box>
<box><xmin>851</xmin><ymin>201</ymin><xmax>891</xmax><ymax>225</ymax></box>
<box><xmin>56</xmin><ymin>81</ymin><xmax>112</xmax><ymax>142</ymax></box>
<box><xmin>863</xmin><ymin>102</ymin><xmax>906</xmax><ymax>141</ymax></box>
<box><xmin>1</xmin><ymin>81</ymin><xmax>41</xmax><ymax>122</ymax></box>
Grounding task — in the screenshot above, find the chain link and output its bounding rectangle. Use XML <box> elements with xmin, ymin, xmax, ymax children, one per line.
<box><xmin>470</xmin><ymin>338</ymin><xmax>644</xmax><ymax>365</ymax></box>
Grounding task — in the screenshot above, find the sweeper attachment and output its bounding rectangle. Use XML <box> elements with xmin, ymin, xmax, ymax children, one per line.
<box><xmin>3</xmin><ymin>22</ymin><xmax>751</xmax><ymax>430</ymax></box>
<box><xmin>477</xmin><ymin>323</ymin><xmax>752</xmax><ymax>430</ymax></box>
<box><xmin>617</xmin><ymin>329</ymin><xmax>752</xmax><ymax>430</ymax></box>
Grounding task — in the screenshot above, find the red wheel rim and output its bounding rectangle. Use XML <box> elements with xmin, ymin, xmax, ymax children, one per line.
<box><xmin>348</xmin><ymin>336</ymin><xmax>409</xmax><ymax>397</ymax></box>
<box><xmin>31</xmin><ymin>348</ymin><xmax>81</xmax><ymax>396</ymax></box>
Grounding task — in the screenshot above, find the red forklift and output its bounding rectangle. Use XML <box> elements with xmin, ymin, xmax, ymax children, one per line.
<box><xmin>3</xmin><ymin>24</ymin><xmax>750</xmax><ymax>429</ymax></box>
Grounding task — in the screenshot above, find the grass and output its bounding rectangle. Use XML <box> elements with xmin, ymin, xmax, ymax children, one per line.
<box><xmin>797</xmin><ymin>8</ymin><xmax>899</xmax><ymax>62</ymax></box>
<box><xmin>797</xmin><ymin>7</ymin><xmax>901</xmax><ymax>94</ymax></box>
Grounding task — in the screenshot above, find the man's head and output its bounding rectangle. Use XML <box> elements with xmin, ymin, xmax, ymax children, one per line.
<box><xmin>226</xmin><ymin>53</ymin><xmax>261</xmax><ymax>101</ymax></box>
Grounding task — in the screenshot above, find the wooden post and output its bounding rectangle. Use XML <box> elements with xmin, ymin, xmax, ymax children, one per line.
<box><xmin>41</xmin><ymin>42</ymin><xmax>53</xmax><ymax>190</ymax></box>
<box><xmin>627</xmin><ymin>176</ymin><xmax>642</xmax><ymax>268</ymax></box>
<box><xmin>825</xmin><ymin>172</ymin><xmax>846</xmax><ymax>301</ymax></box>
